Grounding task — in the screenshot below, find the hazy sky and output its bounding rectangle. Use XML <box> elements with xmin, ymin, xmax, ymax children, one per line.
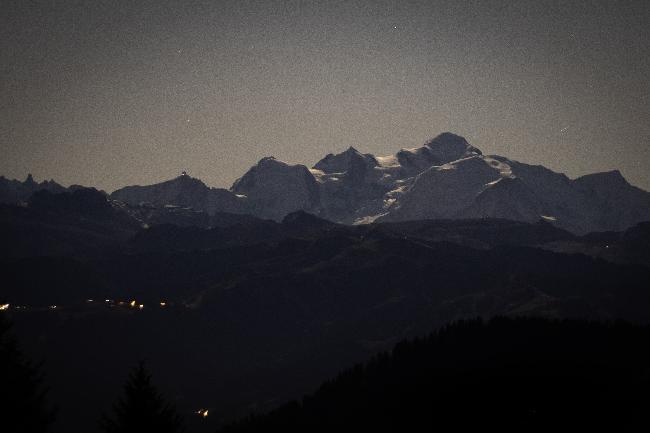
<box><xmin>1</xmin><ymin>0</ymin><xmax>649</xmax><ymax>192</ymax></box>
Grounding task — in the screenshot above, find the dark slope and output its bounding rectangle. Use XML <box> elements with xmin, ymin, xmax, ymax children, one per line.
<box><xmin>372</xmin><ymin>218</ymin><xmax>576</xmax><ymax>249</ymax></box>
<box><xmin>8</xmin><ymin>226</ymin><xmax>650</xmax><ymax>433</ymax></box>
<box><xmin>0</xmin><ymin>188</ymin><xmax>140</xmax><ymax>259</ymax></box>
<box><xmin>220</xmin><ymin>317</ymin><xmax>650</xmax><ymax>433</ymax></box>
<box><xmin>544</xmin><ymin>221</ymin><xmax>650</xmax><ymax>267</ymax></box>
<box><xmin>4</xmin><ymin>211</ymin><xmax>650</xmax><ymax>433</ymax></box>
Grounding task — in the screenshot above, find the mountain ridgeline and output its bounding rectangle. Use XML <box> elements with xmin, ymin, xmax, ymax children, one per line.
<box><xmin>2</xmin><ymin>132</ymin><xmax>650</xmax><ymax>433</ymax></box>
<box><xmin>219</xmin><ymin>317</ymin><xmax>650</xmax><ymax>433</ymax></box>
<box><xmin>108</xmin><ymin>132</ymin><xmax>650</xmax><ymax>234</ymax></box>
<box><xmin>5</xmin><ymin>133</ymin><xmax>649</xmax><ymax>234</ymax></box>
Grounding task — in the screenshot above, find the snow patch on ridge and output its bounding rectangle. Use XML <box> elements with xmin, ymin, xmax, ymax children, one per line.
<box><xmin>375</xmin><ymin>155</ymin><xmax>400</xmax><ymax>168</ymax></box>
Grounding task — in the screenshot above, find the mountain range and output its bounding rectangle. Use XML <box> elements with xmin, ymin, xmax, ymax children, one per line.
<box><xmin>3</xmin><ymin>133</ymin><xmax>650</xmax><ymax>234</ymax></box>
<box><xmin>3</xmin><ymin>132</ymin><xmax>650</xmax><ymax>432</ymax></box>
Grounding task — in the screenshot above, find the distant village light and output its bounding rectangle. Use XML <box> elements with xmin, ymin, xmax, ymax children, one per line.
<box><xmin>0</xmin><ymin>304</ymin><xmax>9</xmax><ymax>311</ymax></box>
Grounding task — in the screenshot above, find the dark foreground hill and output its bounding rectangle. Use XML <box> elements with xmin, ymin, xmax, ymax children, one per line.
<box><xmin>220</xmin><ymin>317</ymin><xmax>650</xmax><ymax>433</ymax></box>
<box><xmin>2</xmin><ymin>191</ymin><xmax>650</xmax><ymax>432</ymax></box>
<box><xmin>6</xmin><ymin>223</ymin><xmax>650</xmax><ymax>432</ymax></box>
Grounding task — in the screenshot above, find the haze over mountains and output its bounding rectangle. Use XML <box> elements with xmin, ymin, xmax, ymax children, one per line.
<box><xmin>4</xmin><ymin>133</ymin><xmax>649</xmax><ymax>235</ymax></box>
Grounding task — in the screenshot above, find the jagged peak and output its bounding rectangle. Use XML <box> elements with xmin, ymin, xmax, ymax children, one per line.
<box><xmin>424</xmin><ymin>132</ymin><xmax>482</xmax><ymax>158</ymax></box>
<box><xmin>255</xmin><ymin>156</ymin><xmax>290</xmax><ymax>168</ymax></box>
<box><xmin>231</xmin><ymin>156</ymin><xmax>314</xmax><ymax>193</ymax></box>
<box><xmin>345</xmin><ymin>146</ymin><xmax>360</xmax><ymax>154</ymax></box>
<box><xmin>390</xmin><ymin>133</ymin><xmax>482</xmax><ymax>172</ymax></box>
<box><xmin>250</xmin><ymin>156</ymin><xmax>313</xmax><ymax>173</ymax></box>
<box><xmin>25</xmin><ymin>173</ymin><xmax>36</xmax><ymax>185</ymax></box>
<box><xmin>313</xmin><ymin>146</ymin><xmax>376</xmax><ymax>174</ymax></box>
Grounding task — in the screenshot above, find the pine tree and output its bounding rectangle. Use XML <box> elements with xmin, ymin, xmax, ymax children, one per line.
<box><xmin>0</xmin><ymin>314</ymin><xmax>55</xmax><ymax>433</ymax></box>
<box><xmin>101</xmin><ymin>361</ymin><xmax>184</xmax><ymax>433</ymax></box>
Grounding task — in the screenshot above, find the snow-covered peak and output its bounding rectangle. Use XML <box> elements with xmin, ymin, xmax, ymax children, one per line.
<box><xmin>24</xmin><ymin>131</ymin><xmax>646</xmax><ymax>234</ymax></box>
<box><xmin>231</xmin><ymin>156</ymin><xmax>320</xmax><ymax>221</ymax></box>
<box><xmin>423</xmin><ymin>132</ymin><xmax>482</xmax><ymax>163</ymax></box>
<box><xmin>313</xmin><ymin>146</ymin><xmax>377</xmax><ymax>174</ymax></box>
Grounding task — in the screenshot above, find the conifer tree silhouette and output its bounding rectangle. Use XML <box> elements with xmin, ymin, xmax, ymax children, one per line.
<box><xmin>101</xmin><ymin>361</ymin><xmax>183</xmax><ymax>433</ymax></box>
<box><xmin>0</xmin><ymin>314</ymin><xmax>54</xmax><ymax>433</ymax></box>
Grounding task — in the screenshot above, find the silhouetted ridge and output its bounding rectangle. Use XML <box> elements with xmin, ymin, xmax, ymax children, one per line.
<box><xmin>313</xmin><ymin>146</ymin><xmax>377</xmax><ymax>174</ymax></box>
<box><xmin>29</xmin><ymin>188</ymin><xmax>112</xmax><ymax>218</ymax></box>
<box><xmin>281</xmin><ymin>211</ymin><xmax>334</xmax><ymax>228</ymax></box>
<box><xmin>36</xmin><ymin>131</ymin><xmax>646</xmax><ymax>232</ymax></box>
<box><xmin>220</xmin><ymin>317</ymin><xmax>650</xmax><ymax>433</ymax></box>
<box><xmin>0</xmin><ymin>174</ymin><xmax>67</xmax><ymax>204</ymax></box>
<box><xmin>0</xmin><ymin>315</ymin><xmax>55</xmax><ymax>432</ymax></box>
<box><xmin>576</xmin><ymin>169</ymin><xmax>628</xmax><ymax>186</ymax></box>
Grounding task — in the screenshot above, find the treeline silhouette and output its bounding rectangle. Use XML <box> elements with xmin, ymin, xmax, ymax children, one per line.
<box><xmin>0</xmin><ymin>314</ymin><xmax>54</xmax><ymax>432</ymax></box>
<box><xmin>100</xmin><ymin>361</ymin><xmax>183</xmax><ymax>433</ymax></box>
<box><xmin>220</xmin><ymin>317</ymin><xmax>650</xmax><ymax>432</ymax></box>
<box><xmin>4</xmin><ymin>315</ymin><xmax>650</xmax><ymax>432</ymax></box>
<box><xmin>1</xmin><ymin>314</ymin><xmax>183</xmax><ymax>433</ymax></box>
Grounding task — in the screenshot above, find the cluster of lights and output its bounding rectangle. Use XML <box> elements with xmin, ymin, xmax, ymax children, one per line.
<box><xmin>127</xmin><ymin>300</ymin><xmax>144</xmax><ymax>309</ymax></box>
<box><xmin>0</xmin><ymin>304</ymin><xmax>30</xmax><ymax>311</ymax></box>
<box><xmin>196</xmin><ymin>409</ymin><xmax>209</xmax><ymax>418</ymax></box>
<box><xmin>0</xmin><ymin>299</ymin><xmax>171</xmax><ymax>312</ymax></box>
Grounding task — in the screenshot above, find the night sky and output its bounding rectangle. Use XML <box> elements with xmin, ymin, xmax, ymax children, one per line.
<box><xmin>2</xmin><ymin>0</ymin><xmax>649</xmax><ymax>192</ymax></box>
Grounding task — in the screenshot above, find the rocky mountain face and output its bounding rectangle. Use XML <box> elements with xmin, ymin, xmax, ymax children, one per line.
<box><xmin>231</xmin><ymin>157</ymin><xmax>321</xmax><ymax>221</ymax></box>
<box><xmin>111</xmin><ymin>133</ymin><xmax>650</xmax><ymax>234</ymax></box>
<box><xmin>0</xmin><ymin>187</ymin><xmax>141</xmax><ymax>258</ymax></box>
<box><xmin>6</xmin><ymin>133</ymin><xmax>649</xmax><ymax>234</ymax></box>
<box><xmin>111</xmin><ymin>172</ymin><xmax>248</xmax><ymax>216</ymax></box>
